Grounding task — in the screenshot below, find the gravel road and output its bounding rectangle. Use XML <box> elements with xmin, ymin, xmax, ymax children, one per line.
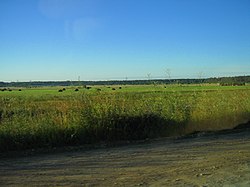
<box><xmin>0</xmin><ymin>126</ymin><xmax>250</xmax><ymax>187</ymax></box>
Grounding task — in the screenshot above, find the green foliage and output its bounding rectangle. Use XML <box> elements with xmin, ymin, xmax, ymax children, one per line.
<box><xmin>0</xmin><ymin>75</ymin><xmax>250</xmax><ymax>88</ymax></box>
<box><xmin>0</xmin><ymin>85</ymin><xmax>250</xmax><ymax>152</ymax></box>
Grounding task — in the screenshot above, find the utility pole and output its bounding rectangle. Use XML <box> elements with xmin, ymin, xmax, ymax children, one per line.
<box><xmin>165</xmin><ymin>68</ymin><xmax>171</xmax><ymax>84</ymax></box>
<box><xmin>78</xmin><ymin>76</ymin><xmax>80</xmax><ymax>86</ymax></box>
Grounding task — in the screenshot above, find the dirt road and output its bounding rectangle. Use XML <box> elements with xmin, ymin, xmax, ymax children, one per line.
<box><xmin>0</xmin><ymin>127</ymin><xmax>250</xmax><ymax>187</ymax></box>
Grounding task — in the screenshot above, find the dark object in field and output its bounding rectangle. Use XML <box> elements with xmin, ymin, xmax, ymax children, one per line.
<box><xmin>220</xmin><ymin>82</ymin><xmax>245</xmax><ymax>86</ymax></box>
<box><xmin>62</xmin><ymin>88</ymin><xmax>66</xmax><ymax>91</ymax></box>
<box><xmin>75</xmin><ymin>88</ymin><xmax>79</xmax><ymax>91</ymax></box>
<box><xmin>58</xmin><ymin>89</ymin><xmax>63</xmax><ymax>92</ymax></box>
<box><xmin>112</xmin><ymin>88</ymin><xmax>116</xmax><ymax>90</ymax></box>
<box><xmin>119</xmin><ymin>87</ymin><xmax>122</xmax><ymax>89</ymax></box>
<box><xmin>97</xmin><ymin>88</ymin><xmax>101</xmax><ymax>91</ymax></box>
<box><xmin>8</xmin><ymin>89</ymin><xmax>12</xmax><ymax>92</ymax></box>
<box><xmin>86</xmin><ymin>87</ymin><xmax>91</xmax><ymax>89</ymax></box>
<box><xmin>19</xmin><ymin>89</ymin><xmax>22</xmax><ymax>91</ymax></box>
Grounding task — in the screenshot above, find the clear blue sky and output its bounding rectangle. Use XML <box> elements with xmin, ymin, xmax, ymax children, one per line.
<box><xmin>0</xmin><ymin>0</ymin><xmax>250</xmax><ymax>81</ymax></box>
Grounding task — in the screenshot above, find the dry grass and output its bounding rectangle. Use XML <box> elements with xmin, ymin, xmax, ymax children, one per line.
<box><xmin>0</xmin><ymin>86</ymin><xmax>249</xmax><ymax>151</ymax></box>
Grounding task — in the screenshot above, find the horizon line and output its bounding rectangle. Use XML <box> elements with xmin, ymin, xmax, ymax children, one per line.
<box><xmin>1</xmin><ymin>74</ymin><xmax>249</xmax><ymax>83</ymax></box>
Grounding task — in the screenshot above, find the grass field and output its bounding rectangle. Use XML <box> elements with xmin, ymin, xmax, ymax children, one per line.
<box><xmin>0</xmin><ymin>84</ymin><xmax>250</xmax><ymax>151</ymax></box>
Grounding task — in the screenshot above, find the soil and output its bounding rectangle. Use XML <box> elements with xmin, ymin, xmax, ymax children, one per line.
<box><xmin>0</xmin><ymin>125</ymin><xmax>250</xmax><ymax>187</ymax></box>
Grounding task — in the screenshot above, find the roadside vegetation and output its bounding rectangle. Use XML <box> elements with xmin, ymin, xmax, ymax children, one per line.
<box><xmin>0</xmin><ymin>84</ymin><xmax>250</xmax><ymax>151</ymax></box>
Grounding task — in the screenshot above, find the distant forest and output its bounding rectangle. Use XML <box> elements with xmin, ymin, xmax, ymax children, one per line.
<box><xmin>0</xmin><ymin>75</ymin><xmax>250</xmax><ymax>87</ymax></box>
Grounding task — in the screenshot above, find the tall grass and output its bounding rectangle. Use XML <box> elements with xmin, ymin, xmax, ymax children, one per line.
<box><xmin>0</xmin><ymin>87</ymin><xmax>249</xmax><ymax>151</ymax></box>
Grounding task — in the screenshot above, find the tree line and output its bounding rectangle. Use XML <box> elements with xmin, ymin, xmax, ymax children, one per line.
<box><xmin>0</xmin><ymin>75</ymin><xmax>249</xmax><ymax>87</ymax></box>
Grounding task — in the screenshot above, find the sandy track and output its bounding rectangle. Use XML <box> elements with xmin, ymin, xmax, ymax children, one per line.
<box><xmin>0</xmin><ymin>129</ymin><xmax>250</xmax><ymax>187</ymax></box>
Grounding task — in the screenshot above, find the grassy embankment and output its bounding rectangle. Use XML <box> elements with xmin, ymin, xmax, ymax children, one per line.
<box><xmin>0</xmin><ymin>84</ymin><xmax>250</xmax><ymax>151</ymax></box>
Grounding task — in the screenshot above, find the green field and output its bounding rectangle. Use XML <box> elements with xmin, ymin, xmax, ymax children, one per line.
<box><xmin>0</xmin><ymin>84</ymin><xmax>250</xmax><ymax>151</ymax></box>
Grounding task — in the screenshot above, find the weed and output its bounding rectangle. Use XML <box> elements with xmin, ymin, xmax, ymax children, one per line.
<box><xmin>0</xmin><ymin>85</ymin><xmax>249</xmax><ymax>151</ymax></box>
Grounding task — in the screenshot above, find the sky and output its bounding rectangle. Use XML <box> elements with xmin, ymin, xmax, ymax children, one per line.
<box><xmin>0</xmin><ymin>0</ymin><xmax>250</xmax><ymax>81</ymax></box>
